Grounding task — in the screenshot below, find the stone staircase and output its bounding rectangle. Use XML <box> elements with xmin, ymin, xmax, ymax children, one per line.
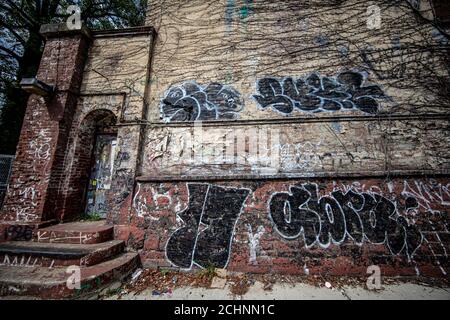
<box><xmin>0</xmin><ymin>221</ymin><xmax>140</xmax><ymax>299</ymax></box>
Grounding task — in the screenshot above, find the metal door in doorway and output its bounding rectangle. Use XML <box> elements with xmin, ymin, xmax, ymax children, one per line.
<box><xmin>85</xmin><ymin>134</ymin><xmax>117</xmax><ymax>218</ymax></box>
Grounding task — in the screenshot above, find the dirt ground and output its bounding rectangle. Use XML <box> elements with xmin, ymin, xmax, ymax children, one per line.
<box><xmin>96</xmin><ymin>268</ymin><xmax>450</xmax><ymax>300</ymax></box>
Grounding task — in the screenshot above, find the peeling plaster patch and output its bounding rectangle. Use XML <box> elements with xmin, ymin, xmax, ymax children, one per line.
<box><xmin>331</xmin><ymin>121</ymin><xmax>341</xmax><ymax>133</ymax></box>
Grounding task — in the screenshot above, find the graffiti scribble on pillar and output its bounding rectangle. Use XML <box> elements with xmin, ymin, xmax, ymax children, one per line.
<box><xmin>166</xmin><ymin>183</ymin><xmax>250</xmax><ymax>269</ymax></box>
<box><xmin>160</xmin><ymin>82</ymin><xmax>244</xmax><ymax>122</ymax></box>
<box><xmin>111</xmin><ymin>168</ymin><xmax>134</xmax><ymax>204</ymax></box>
<box><xmin>6</xmin><ymin>225</ymin><xmax>33</xmax><ymax>241</ymax></box>
<box><xmin>253</xmin><ymin>71</ymin><xmax>387</xmax><ymax>115</ymax></box>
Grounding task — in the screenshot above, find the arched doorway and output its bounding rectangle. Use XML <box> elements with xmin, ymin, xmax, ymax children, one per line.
<box><xmin>59</xmin><ymin>109</ymin><xmax>117</xmax><ymax>222</ymax></box>
<box><xmin>84</xmin><ymin>115</ymin><xmax>118</xmax><ymax>219</ymax></box>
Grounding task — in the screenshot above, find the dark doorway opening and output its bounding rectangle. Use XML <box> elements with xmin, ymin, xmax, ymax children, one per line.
<box><xmin>83</xmin><ymin>111</ymin><xmax>118</xmax><ymax>220</ymax></box>
<box><xmin>85</xmin><ymin>133</ymin><xmax>117</xmax><ymax>218</ymax></box>
<box><xmin>57</xmin><ymin>109</ymin><xmax>117</xmax><ymax>222</ymax></box>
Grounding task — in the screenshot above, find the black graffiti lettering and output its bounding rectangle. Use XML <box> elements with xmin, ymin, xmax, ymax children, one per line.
<box><xmin>160</xmin><ymin>82</ymin><xmax>244</xmax><ymax>122</ymax></box>
<box><xmin>268</xmin><ymin>186</ymin><xmax>320</xmax><ymax>246</ymax></box>
<box><xmin>318</xmin><ymin>196</ymin><xmax>346</xmax><ymax>245</ymax></box>
<box><xmin>269</xmin><ymin>192</ymin><xmax>300</xmax><ymax>238</ymax></box>
<box><xmin>301</xmin><ymin>183</ymin><xmax>332</xmax><ymax>246</ymax></box>
<box><xmin>166</xmin><ymin>184</ymin><xmax>209</xmax><ymax>268</ymax></box>
<box><xmin>193</xmin><ymin>185</ymin><xmax>250</xmax><ymax>268</ymax></box>
<box><xmin>6</xmin><ymin>225</ymin><xmax>33</xmax><ymax>241</ymax></box>
<box><xmin>370</xmin><ymin>194</ymin><xmax>404</xmax><ymax>255</ymax></box>
<box><xmin>291</xmin><ymin>186</ymin><xmax>321</xmax><ymax>247</ymax></box>
<box><xmin>114</xmin><ymin>151</ymin><xmax>130</xmax><ymax>167</ymax></box>
<box><xmin>166</xmin><ymin>183</ymin><xmax>249</xmax><ymax>269</ymax></box>
<box><xmin>253</xmin><ymin>71</ymin><xmax>387</xmax><ymax>115</ymax></box>
<box><xmin>386</xmin><ymin>221</ymin><xmax>406</xmax><ymax>255</ymax></box>
<box><xmin>397</xmin><ymin>216</ymin><xmax>423</xmax><ymax>257</ymax></box>
<box><xmin>332</xmin><ymin>190</ymin><xmax>364</xmax><ymax>244</ymax></box>
<box><xmin>405</xmin><ymin>196</ymin><xmax>419</xmax><ymax>211</ymax></box>
<box><xmin>269</xmin><ymin>183</ymin><xmax>423</xmax><ymax>258</ymax></box>
<box><xmin>358</xmin><ymin>193</ymin><xmax>384</xmax><ymax>244</ymax></box>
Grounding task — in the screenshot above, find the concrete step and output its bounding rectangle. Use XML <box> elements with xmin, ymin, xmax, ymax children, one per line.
<box><xmin>0</xmin><ymin>252</ymin><xmax>140</xmax><ymax>299</ymax></box>
<box><xmin>0</xmin><ymin>220</ymin><xmax>57</xmax><ymax>242</ymax></box>
<box><xmin>35</xmin><ymin>221</ymin><xmax>113</xmax><ymax>244</ymax></box>
<box><xmin>0</xmin><ymin>240</ymin><xmax>125</xmax><ymax>267</ymax></box>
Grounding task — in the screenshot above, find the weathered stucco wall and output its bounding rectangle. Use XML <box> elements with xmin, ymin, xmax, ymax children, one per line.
<box><xmin>144</xmin><ymin>0</ymin><xmax>448</xmax><ymax>122</ymax></box>
<box><xmin>137</xmin><ymin>0</ymin><xmax>449</xmax><ymax>179</ymax></box>
<box><xmin>141</xmin><ymin>119</ymin><xmax>450</xmax><ymax>178</ymax></box>
<box><xmin>74</xmin><ymin>29</ymin><xmax>155</xmax><ymax>223</ymax></box>
<box><xmin>80</xmin><ymin>32</ymin><xmax>152</xmax><ymax>121</ymax></box>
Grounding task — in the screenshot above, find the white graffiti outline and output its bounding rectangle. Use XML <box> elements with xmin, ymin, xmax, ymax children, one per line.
<box><xmin>246</xmin><ymin>224</ymin><xmax>265</xmax><ymax>264</ymax></box>
<box><xmin>253</xmin><ymin>70</ymin><xmax>388</xmax><ymax>115</ymax></box>
<box><xmin>165</xmin><ymin>183</ymin><xmax>251</xmax><ymax>270</ymax></box>
<box><xmin>160</xmin><ymin>81</ymin><xmax>244</xmax><ymax>122</ymax></box>
<box><xmin>268</xmin><ymin>182</ymin><xmax>424</xmax><ymax>259</ymax></box>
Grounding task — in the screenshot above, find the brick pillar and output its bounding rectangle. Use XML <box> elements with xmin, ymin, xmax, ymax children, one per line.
<box><xmin>0</xmin><ymin>24</ymin><xmax>91</xmax><ymax>230</ymax></box>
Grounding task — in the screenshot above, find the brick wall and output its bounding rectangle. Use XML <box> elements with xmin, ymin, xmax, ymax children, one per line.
<box><xmin>0</xmin><ymin>26</ymin><xmax>91</xmax><ymax>223</ymax></box>
<box><xmin>115</xmin><ymin>177</ymin><xmax>449</xmax><ymax>277</ymax></box>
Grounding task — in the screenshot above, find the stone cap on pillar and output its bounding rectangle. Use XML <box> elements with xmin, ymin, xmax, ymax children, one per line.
<box><xmin>40</xmin><ymin>23</ymin><xmax>92</xmax><ymax>40</ymax></box>
<box><xmin>20</xmin><ymin>77</ymin><xmax>55</xmax><ymax>97</ymax></box>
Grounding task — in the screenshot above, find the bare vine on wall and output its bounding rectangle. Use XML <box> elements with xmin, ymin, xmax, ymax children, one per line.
<box><xmin>147</xmin><ymin>0</ymin><xmax>449</xmax><ymax>117</ymax></box>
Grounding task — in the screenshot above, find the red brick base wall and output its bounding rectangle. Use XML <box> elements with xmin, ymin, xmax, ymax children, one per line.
<box><xmin>113</xmin><ymin>177</ymin><xmax>449</xmax><ymax>277</ymax></box>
